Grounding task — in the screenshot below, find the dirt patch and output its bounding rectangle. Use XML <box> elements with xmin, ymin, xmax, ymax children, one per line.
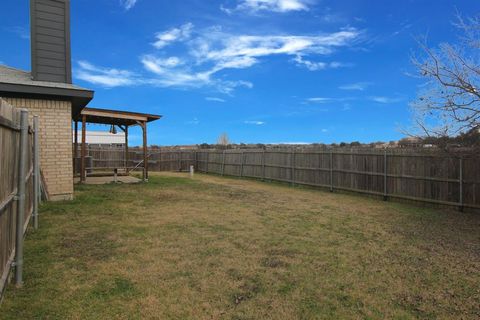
<box><xmin>89</xmin><ymin>276</ymin><xmax>137</xmax><ymax>300</ymax></box>
<box><xmin>261</xmin><ymin>257</ymin><xmax>289</xmax><ymax>268</ymax></box>
<box><xmin>266</xmin><ymin>248</ymin><xmax>298</xmax><ymax>258</ymax></box>
<box><xmin>60</xmin><ymin>230</ymin><xmax>119</xmax><ymax>262</ymax></box>
<box><xmin>231</xmin><ymin>276</ymin><xmax>263</xmax><ymax>306</ymax></box>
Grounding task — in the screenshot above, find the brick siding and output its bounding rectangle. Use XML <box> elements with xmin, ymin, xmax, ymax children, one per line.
<box><xmin>2</xmin><ymin>97</ymin><xmax>73</xmax><ymax>201</ymax></box>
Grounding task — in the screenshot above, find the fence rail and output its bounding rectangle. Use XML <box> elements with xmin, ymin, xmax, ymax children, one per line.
<box><xmin>84</xmin><ymin>147</ymin><xmax>480</xmax><ymax>210</ymax></box>
<box><xmin>0</xmin><ymin>99</ymin><xmax>40</xmax><ymax>299</ymax></box>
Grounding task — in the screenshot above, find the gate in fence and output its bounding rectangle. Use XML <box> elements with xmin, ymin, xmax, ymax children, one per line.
<box><xmin>0</xmin><ymin>99</ymin><xmax>40</xmax><ymax>298</ymax></box>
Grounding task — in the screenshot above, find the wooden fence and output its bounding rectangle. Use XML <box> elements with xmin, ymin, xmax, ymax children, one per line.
<box><xmin>196</xmin><ymin>149</ymin><xmax>480</xmax><ymax>210</ymax></box>
<box><xmin>0</xmin><ymin>99</ymin><xmax>39</xmax><ymax>298</ymax></box>
<box><xmin>84</xmin><ymin>147</ymin><xmax>480</xmax><ymax>210</ymax></box>
<box><xmin>83</xmin><ymin>146</ymin><xmax>196</xmax><ymax>173</ymax></box>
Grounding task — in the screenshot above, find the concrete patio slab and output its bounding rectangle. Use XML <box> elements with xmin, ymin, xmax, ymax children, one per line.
<box><xmin>74</xmin><ymin>175</ymin><xmax>142</xmax><ymax>185</ymax></box>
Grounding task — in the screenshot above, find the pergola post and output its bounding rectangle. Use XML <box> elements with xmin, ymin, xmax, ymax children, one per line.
<box><xmin>125</xmin><ymin>126</ymin><xmax>129</xmax><ymax>173</ymax></box>
<box><xmin>142</xmin><ymin>121</ymin><xmax>148</xmax><ymax>181</ymax></box>
<box><xmin>73</xmin><ymin>120</ymin><xmax>78</xmax><ymax>174</ymax></box>
<box><xmin>81</xmin><ymin>115</ymin><xmax>87</xmax><ymax>183</ymax></box>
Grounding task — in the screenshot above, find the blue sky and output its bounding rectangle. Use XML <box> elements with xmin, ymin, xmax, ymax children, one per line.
<box><xmin>1</xmin><ymin>0</ymin><xmax>479</xmax><ymax>145</ymax></box>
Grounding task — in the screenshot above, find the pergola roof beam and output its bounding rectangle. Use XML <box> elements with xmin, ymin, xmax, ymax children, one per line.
<box><xmin>74</xmin><ymin>107</ymin><xmax>162</xmax><ymax>127</ymax></box>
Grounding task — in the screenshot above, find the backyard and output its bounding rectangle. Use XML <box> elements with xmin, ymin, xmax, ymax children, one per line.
<box><xmin>1</xmin><ymin>173</ymin><xmax>479</xmax><ymax>319</ymax></box>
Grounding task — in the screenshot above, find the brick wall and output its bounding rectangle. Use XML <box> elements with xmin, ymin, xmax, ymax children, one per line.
<box><xmin>2</xmin><ymin>97</ymin><xmax>73</xmax><ymax>201</ymax></box>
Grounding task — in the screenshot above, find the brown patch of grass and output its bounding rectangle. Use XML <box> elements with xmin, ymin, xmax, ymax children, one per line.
<box><xmin>60</xmin><ymin>231</ymin><xmax>119</xmax><ymax>262</ymax></box>
<box><xmin>261</xmin><ymin>256</ymin><xmax>289</xmax><ymax>268</ymax></box>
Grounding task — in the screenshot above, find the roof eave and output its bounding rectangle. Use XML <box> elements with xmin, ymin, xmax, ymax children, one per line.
<box><xmin>0</xmin><ymin>82</ymin><xmax>94</xmax><ymax>117</ymax></box>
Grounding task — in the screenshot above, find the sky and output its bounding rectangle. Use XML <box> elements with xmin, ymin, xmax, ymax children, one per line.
<box><xmin>1</xmin><ymin>0</ymin><xmax>479</xmax><ymax>145</ymax></box>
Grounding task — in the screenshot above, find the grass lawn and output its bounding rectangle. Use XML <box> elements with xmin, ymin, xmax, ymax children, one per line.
<box><xmin>1</xmin><ymin>172</ymin><xmax>479</xmax><ymax>319</ymax></box>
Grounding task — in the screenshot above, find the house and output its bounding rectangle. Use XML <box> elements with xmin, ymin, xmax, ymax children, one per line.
<box><xmin>73</xmin><ymin>131</ymin><xmax>126</xmax><ymax>146</ymax></box>
<box><xmin>0</xmin><ymin>0</ymin><xmax>93</xmax><ymax>200</ymax></box>
<box><xmin>0</xmin><ymin>0</ymin><xmax>160</xmax><ymax>200</ymax></box>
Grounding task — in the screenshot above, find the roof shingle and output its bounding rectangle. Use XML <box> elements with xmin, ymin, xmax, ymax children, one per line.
<box><xmin>0</xmin><ymin>64</ymin><xmax>90</xmax><ymax>92</ymax></box>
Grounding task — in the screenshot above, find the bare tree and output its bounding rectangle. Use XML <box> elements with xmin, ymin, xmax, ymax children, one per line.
<box><xmin>217</xmin><ymin>132</ymin><xmax>231</xmax><ymax>146</ymax></box>
<box><xmin>410</xmin><ymin>14</ymin><xmax>480</xmax><ymax>141</ymax></box>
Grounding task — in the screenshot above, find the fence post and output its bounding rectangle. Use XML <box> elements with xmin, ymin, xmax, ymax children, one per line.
<box><xmin>330</xmin><ymin>151</ymin><xmax>334</xmax><ymax>192</ymax></box>
<box><xmin>459</xmin><ymin>157</ymin><xmax>464</xmax><ymax>212</ymax></box>
<box><xmin>80</xmin><ymin>114</ymin><xmax>87</xmax><ymax>183</ymax></box>
<box><xmin>240</xmin><ymin>151</ymin><xmax>245</xmax><ymax>177</ymax></box>
<box><xmin>194</xmin><ymin>150</ymin><xmax>198</xmax><ymax>172</ymax></box>
<box><xmin>221</xmin><ymin>150</ymin><xmax>226</xmax><ymax>176</ymax></box>
<box><xmin>178</xmin><ymin>151</ymin><xmax>181</xmax><ymax>172</ymax></box>
<box><xmin>383</xmin><ymin>149</ymin><xmax>388</xmax><ymax>201</ymax></box>
<box><xmin>262</xmin><ymin>150</ymin><xmax>266</xmax><ymax>181</ymax></box>
<box><xmin>291</xmin><ymin>150</ymin><xmax>295</xmax><ymax>187</ymax></box>
<box><xmin>33</xmin><ymin>116</ymin><xmax>39</xmax><ymax>230</ymax></box>
<box><xmin>15</xmin><ymin>109</ymin><xmax>28</xmax><ymax>287</ymax></box>
<box><xmin>206</xmin><ymin>151</ymin><xmax>210</xmax><ymax>174</ymax></box>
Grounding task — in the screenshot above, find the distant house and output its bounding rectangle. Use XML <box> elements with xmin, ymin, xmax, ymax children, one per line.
<box><xmin>398</xmin><ymin>137</ymin><xmax>423</xmax><ymax>148</ymax></box>
<box><xmin>73</xmin><ymin>131</ymin><xmax>125</xmax><ymax>146</ymax></box>
<box><xmin>0</xmin><ymin>0</ymin><xmax>94</xmax><ymax>200</ymax></box>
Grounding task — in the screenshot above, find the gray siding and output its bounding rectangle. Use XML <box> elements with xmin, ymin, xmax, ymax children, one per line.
<box><xmin>31</xmin><ymin>0</ymin><xmax>72</xmax><ymax>84</ymax></box>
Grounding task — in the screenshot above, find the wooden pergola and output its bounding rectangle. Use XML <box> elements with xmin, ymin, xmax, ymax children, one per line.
<box><xmin>73</xmin><ymin>107</ymin><xmax>162</xmax><ymax>183</ymax></box>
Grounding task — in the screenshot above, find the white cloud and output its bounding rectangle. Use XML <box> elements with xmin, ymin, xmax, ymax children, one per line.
<box><xmin>193</xmin><ymin>28</ymin><xmax>359</xmax><ymax>62</ymax></box>
<box><xmin>244</xmin><ymin>120</ymin><xmax>266</xmax><ymax>125</ymax></box>
<box><xmin>153</xmin><ymin>23</ymin><xmax>193</xmax><ymax>49</ymax></box>
<box><xmin>76</xmin><ymin>58</ymin><xmax>252</xmax><ymax>93</ymax></box>
<box><xmin>76</xmin><ymin>24</ymin><xmax>360</xmax><ymax>93</ymax></box>
<box><xmin>339</xmin><ymin>82</ymin><xmax>371</xmax><ymax>91</ymax></box>
<box><xmin>369</xmin><ymin>96</ymin><xmax>402</xmax><ymax>104</ymax></box>
<box><xmin>140</xmin><ymin>55</ymin><xmax>254</xmax><ymax>93</ymax></box>
<box><xmin>305</xmin><ymin>97</ymin><xmax>354</xmax><ymax>105</ymax></box>
<box><xmin>186</xmin><ymin>118</ymin><xmax>200</xmax><ymax>125</ymax></box>
<box><xmin>293</xmin><ymin>55</ymin><xmax>348</xmax><ymax>71</ymax></box>
<box><xmin>293</xmin><ymin>55</ymin><xmax>326</xmax><ymax>70</ymax></box>
<box><xmin>212</xmin><ymin>56</ymin><xmax>258</xmax><ymax>71</ymax></box>
<box><xmin>142</xmin><ymin>56</ymin><xmax>244</xmax><ymax>93</ymax></box>
<box><xmin>154</xmin><ymin>57</ymin><xmax>184</xmax><ymax>68</ymax></box>
<box><xmin>216</xmin><ymin>80</ymin><xmax>254</xmax><ymax>94</ymax></box>
<box><xmin>75</xmin><ymin>61</ymin><xmax>137</xmax><ymax>87</ymax></box>
<box><xmin>140</xmin><ymin>56</ymin><xmax>184</xmax><ymax>73</ymax></box>
<box><xmin>121</xmin><ymin>0</ymin><xmax>137</xmax><ymax>10</ymax></box>
<box><xmin>329</xmin><ymin>61</ymin><xmax>350</xmax><ymax>68</ymax></box>
<box><xmin>306</xmin><ymin>97</ymin><xmax>334</xmax><ymax>103</ymax></box>
<box><xmin>206</xmin><ymin>97</ymin><xmax>226</xmax><ymax>102</ymax></box>
<box><xmin>141</xmin><ymin>55</ymin><xmax>210</xmax><ymax>86</ymax></box>
<box><xmin>222</xmin><ymin>0</ymin><xmax>312</xmax><ymax>14</ymax></box>
<box><xmin>141</xmin><ymin>25</ymin><xmax>359</xmax><ymax>91</ymax></box>
<box><xmin>4</xmin><ymin>26</ymin><xmax>29</xmax><ymax>39</ymax></box>
<box><xmin>321</xmin><ymin>128</ymin><xmax>328</xmax><ymax>132</ymax></box>
<box><xmin>305</xmin><ymin>95</ymin><xmax>401</xmax><ymax>106</ymax></box>
<box><xmin>391</xmin><ymin>22</ymin><xmax>412</xmax><ymax>37</ymax></box>
<box><xmin>320</xmin><ymin>13</ymin><xmax>344</xmax><ymax>23</ymax></box>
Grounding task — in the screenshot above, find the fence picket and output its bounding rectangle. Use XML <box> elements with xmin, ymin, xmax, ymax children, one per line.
<box><xmin>384</xmin><ymin>150</ymin><xmax>388</xmax><ymax>201</ymax></box>
<box><xmin>330</xmin><ymin>151</ymin><xmax>333</xmax><ymax>192</ymax></box>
